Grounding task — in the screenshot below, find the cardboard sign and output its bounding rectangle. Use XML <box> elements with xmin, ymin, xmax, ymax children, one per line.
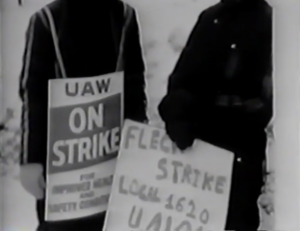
<box><xmin>104</xmin><ymin>120</ymin><xmax>234</xmax><ymax>231</ymax></box>
<box><xmin>45</xmin><ymin>72</ymin><xmax>123</xmax><ymax>221</ymax></box>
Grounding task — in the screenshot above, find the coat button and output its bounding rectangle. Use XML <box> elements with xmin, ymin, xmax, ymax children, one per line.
<box><xmin>231</xmin><ymin>43</ymin><xmax>237</xmax><ymax>49</ymax></box>
<box><xmin>213</xmin><ymin>18</ymin><xmax>219</xmax><ymax>24</ymax></box>
<box><xmin>237</xmin><ymin>157</ymin><xmax>242</xmax><ymax>162</ymax></box>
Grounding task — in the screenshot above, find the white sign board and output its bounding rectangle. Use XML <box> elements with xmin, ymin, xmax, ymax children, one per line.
<box><xmin>104</xmin><ymin>120</ymin><xmax>234</xmax><ymax>231</ymax></box>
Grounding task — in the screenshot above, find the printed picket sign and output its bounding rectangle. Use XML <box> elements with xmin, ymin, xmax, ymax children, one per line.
<box><xmin>104</xmin><ymin>120</ymin><xmax>234</xmax><ymax>231</ymax></box>
<box><xmin>45</xmin><ymin>72</ymin><xmax>123</xmax><ymax>221</ymax></box>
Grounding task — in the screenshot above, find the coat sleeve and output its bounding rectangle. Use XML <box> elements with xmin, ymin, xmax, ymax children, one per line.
<box><xmin>19</xmin><ymin>12</ymin><xmax>55</xmax><ymax>165</ymax></box>
<box><xmin>166</xmin><ymin>11</ymin><xmax>206</xmax><ymax>93</ymax></box>
<box><xmin>242</xmin><ymin>10</ymin><xmax>273</xmax><ymax>130</ymax></box>
<box><xmin>158</xmin><ymin>11</ymin><xmax>206</xmax><ymax>123</ymax></box>
<box><xmin>257</xmin><ymin>13</ymin><xmax>273</xmax><ymax>129</ymax></box>
<box><xmin>242</xmin><ymin>64</ymin><xmax>273</xmax><ymax>130</ymax></box>
<box><xmin>123</xmin><ymin>8</ymin><xmax>148</xmax><ymax>123</ymax></box>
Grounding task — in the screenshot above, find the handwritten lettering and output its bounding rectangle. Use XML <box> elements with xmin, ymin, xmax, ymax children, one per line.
<box><xmin>138</xmin><ymin>128</ymin><xmax>147</xmax><ymax>149</ymax></box>
<box><xmin>119</xmin><ymin>175</ymin><xmax>161</xmax><ymax>203</ymax></box>
<box><xmin>128</xmin><ymin>206</ymin><xmax>143</xmax><ymax>229</ymax></box>
<box><xmin>156</xmin><ymin>158</ymin><xmax>227</xmax><ymax>194</ymax></box>
<box><xmin>124</xmin><ymin>125</ymin><xmax>177</xmax><ymax>154</ymax></box>
<box><xmin>127</xmin><ymin>207</ymin><xmax>206</xmax><ymax>231</ymax></box>
<box><xmin>175</xmin><ymin>221</ymin><xmax>192</xmax><ymax>231</ymax></box>
<box><xmin>156</xmin><ymin>158</ymin><xmax>168</xmax><ymax>180</ymax></box>
<box><xmin>146</xmin><ymin>212</ymin><xmax>162</xmax><ymax>230</ymax></box>
<box><xmin>199</xmin><ymin>209</ymin><xmax>210</xmax><ymax>224</ymax></box>
<box><xmin>215</xmin><ymin>176</ymin><xmax>226</xmax><ymax>194</ymax></box>
<box><xmin>165</xmin><ymin>194</ymin><xmax>185</xmax><ymax>212</ymax></box>
<box><xmin>164</xmin><ymin>193</ymin><xmax>210</xmax><ymax>225</ymax></box>
<box><xmin>186</xmin><ymin>200</ymin><xmax>196</xmax><ymax>219</ymax></box>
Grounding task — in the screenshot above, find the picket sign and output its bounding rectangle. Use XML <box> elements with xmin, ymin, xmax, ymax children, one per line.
<box><xmin>43</xmin><ymin>3</ymin><xmax>134</xmax><ymax>221</ymax></box>
<box><xmin>104</xmin><ymin>120</ymin><xmax>234</xmax><ymax>231</ymax></box>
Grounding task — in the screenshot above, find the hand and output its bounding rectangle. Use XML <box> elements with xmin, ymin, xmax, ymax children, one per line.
<box><xmin>165</xmin><ymin>121</ymin><xmax>195</xmax><ymax>151</ymax></box>
<box><xmin>159</xmin><ymin>89</ymin><xmax>195</xmax><ymax>122</ymax></box>
<box><xmin>19</xmin><ymin>164</ymin><xmax>45</xmax><ymax>199</ymax></box>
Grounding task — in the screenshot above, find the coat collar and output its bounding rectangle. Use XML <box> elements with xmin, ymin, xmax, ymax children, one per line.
<box><xmin>220</xmin><ymin>0</ymin><xmax>266</xmax><ymax>11</ymax></box>
<box><xmin>221</xmin><ymin>0</ymin><xmax>264</xmax><ymax>6</ymax></box>
<box><xmin>61</xmin><ymin>0</ymin><xmax>119</xmax><ymax>11</ymax></box>
<box><xmin>221</xmin><ymin>0</ymin><xmax>262</xmax><ymax>3</ymax></box>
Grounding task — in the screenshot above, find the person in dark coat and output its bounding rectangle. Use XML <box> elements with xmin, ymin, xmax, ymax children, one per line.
<box><xmin>158</xmin><ymin>0</ymin><xmax>272</xmax><ymax>230</ymax></box>
<box><xmin>18</xmin><ymin>0</ymin><xmax>148</xmax><ymax>230</ymax></box>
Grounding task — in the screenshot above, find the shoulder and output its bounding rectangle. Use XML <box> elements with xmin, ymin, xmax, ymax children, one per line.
<box><xmin>202</xmin><ymin>2</ymin><xmax>223</xmax><ymax>16</ymax></box>
<box><xmin>33</xmin><ymin>0</ymin><xmax>61</xmax><ymax>17</ymax></box>
<box><xmin>193</xmin><ymin>2</ymin><xmax>222</xmax><ymax>23</ymax></box>
<box><xmin>117</xmin><ymin>0</ymin><xmax>134</xmax><ymax>10</ymax></box>
<box><xmin>42</xmin><ymin>0</ymin><xmax>62</xmax><ymax>13</ymax></box>
<box><xmin>256</xmin><ymin>0</ymin><xmax>272</xmax><ymax>30</ymax></box>
<box><xmin>28</xmin><ymin>0</ymin><xmax>62</xmax><ymax>31</ymax></box>
<box><xmin>117</xmin><ymin>0</ymin><xmax>137</xmax><ymax>17</ymax></box>
<box><xmin>262</xmin><ymin>0</ymin><xmax>272</xmax><ymax>17</ymax></box>
<box><xmin>26</xmin><ymin>10</ymin><xmax>46</xmax><ymax>32</ymax></box>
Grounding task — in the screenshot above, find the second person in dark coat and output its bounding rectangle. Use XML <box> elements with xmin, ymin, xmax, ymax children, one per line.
<box><xmin>159</xmin><ymin>0</ymin><xmax>273</xmax><ymax>230</ymax></box>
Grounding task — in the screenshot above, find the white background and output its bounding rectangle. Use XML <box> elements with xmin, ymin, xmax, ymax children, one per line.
<box><xmin>1</xmin><ymin>0</ymin><xmax>299</xmax><ymax>230</ymax></box>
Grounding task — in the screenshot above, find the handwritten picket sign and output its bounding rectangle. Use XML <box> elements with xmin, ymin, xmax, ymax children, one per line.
<box><xmin>104</xmin><ymin>120</ymin><xmax>234</xmax><ymax>231</ymax></box>
<box><xmin>45</xmin><ymin>72</ymin><xmax>123</xmax><ymax>221</ymax></box>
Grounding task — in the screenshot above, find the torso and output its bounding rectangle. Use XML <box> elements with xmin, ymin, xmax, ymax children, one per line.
<box><xmin>191</xmin><ymin>0</ymin><xmax>272</xmax><ymax>101</ymax></box>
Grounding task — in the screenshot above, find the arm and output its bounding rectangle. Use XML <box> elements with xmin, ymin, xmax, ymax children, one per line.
<box><xmin>159</xmin><ymin>11</ymin><xmax>206</xmax><ymax>122</ymax></box>
<box><xmin>242</xmin><ymin>64</ymin><xmax>273</xmax><ymax>130</ymax></box>
<box><xmin>19</xmin><ymin>12</ymin><xmax>55</xmax><ymax>166</ymax></box>
<box><xmin>241</xmin><ymin>11</ymin><xmax>273</xmax><ymax>130</ymax></box>
<box><xmin>254</xmin><ymin>11</ymin><xmax>273</xmax><ymax>129</ymax></box>
<box><xmin>166</xmin><ymin>11</ymin><xmax>206</xmax><ymax>93</ymax></box>
<box><xmin>123</xmin><ymin>8</ymin><xmax>148</xmax><ymax>123</ymax></box>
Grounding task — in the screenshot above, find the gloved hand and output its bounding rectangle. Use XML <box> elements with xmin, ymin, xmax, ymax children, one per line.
<box><xmin>158</xmin><ymin>89</ymin><xmax>195</xmax><ymax>122</ymax></box>
<box><xmin>19</xmin><ymin>163</ymin><xmax>45</xmax><ymax>199</ymax></box>
<box><xmin>165</xmin><ymin>120</ymin><xmax>195</xmax><ymax>151</ymax></box>
<box><xmin>159</xmin><ymin>90</ymin><xmax>196</xmax><ymax>151</ymax></box>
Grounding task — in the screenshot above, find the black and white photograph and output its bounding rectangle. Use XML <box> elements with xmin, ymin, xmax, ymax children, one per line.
<box><xmin>0</xmin><ymin>0</ymin><xmax>298</xmax><ymax>230</ymax></box>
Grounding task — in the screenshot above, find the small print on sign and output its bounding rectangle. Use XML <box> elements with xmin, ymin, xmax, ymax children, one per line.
<box><xmin>104</xmin><ymin>120</ymin><xmax>234</xmax><ymax>231</ymax></box>
<box><xmin>46</xmin><ymin>72</ymin><xmax>123</xmax><ymax>221</ymax></box>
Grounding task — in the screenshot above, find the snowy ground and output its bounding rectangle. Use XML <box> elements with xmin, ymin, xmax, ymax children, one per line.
<box><xmin>1</xmin><ymin>0</ymin><xmax>274</xmax><ymax>230</ymax></box>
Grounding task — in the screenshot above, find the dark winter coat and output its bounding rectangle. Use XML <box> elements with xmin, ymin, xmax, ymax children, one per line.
<box><xmin>19</xmin><ymin>0</ymin><xmax>148</xmax><ymax>228</ymax></box>
<box><xmin>159</xmin><ymin>0</ymin><xmax>272</xmax><ymax>158</ymax></box>
<box><xmin>19</xmin><ymin>0</ymin><xmax>148</xmax><ymax>167</ymax></box>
